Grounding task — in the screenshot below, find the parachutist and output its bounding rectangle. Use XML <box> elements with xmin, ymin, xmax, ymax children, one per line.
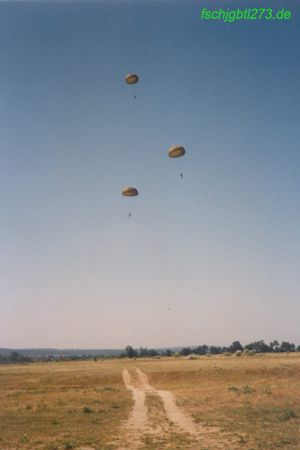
<box><xmin>180</xmin><ymin>173</ymin><xmax>183</xmax><ymax>178</ymax></box>
<box><xmin>128</xmin><ymin>213</ymin><xmax>131</xmax><ymax>218</ymax></box>
<box><xmin>134</xmin><ymin>95</ymin><xmax>136</xmax><ymax>99</ymax></box>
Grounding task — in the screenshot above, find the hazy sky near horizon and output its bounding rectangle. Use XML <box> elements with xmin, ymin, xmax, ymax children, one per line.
<box><xmin>1</xmin><ymin>0</ymin><xmax>300</xmax><ymax>349</ymax></box>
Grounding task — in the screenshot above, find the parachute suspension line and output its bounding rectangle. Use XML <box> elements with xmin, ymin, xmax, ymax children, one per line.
<box><xmin>122</xmin><ymin>186</ymin><xmax>138</xmax><ymax>219</ymax></box>
<box><xmin>168</xmin><ymin>146</ymin><xmax>186</xmax><ymax>179</ymax></box>
<box><xmin>124</xmin><ymin>73</ymin><xmax>139</xmax><ymax>100</ymax></box>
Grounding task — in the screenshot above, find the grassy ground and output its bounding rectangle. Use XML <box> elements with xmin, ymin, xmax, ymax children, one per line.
<box><xmin>131</xmin><ymin>353</ymin><xmax>300</xmax><ymax>449</ymax></box>
<box><xmin>0</xmin><ymin>360</ymin><xmax>131</xmax><ymax>450</ymax></box>
<box><xmin>0</xmin><ymin>354</ymin><xmax>299</xmax><ymax>449</ymax></box>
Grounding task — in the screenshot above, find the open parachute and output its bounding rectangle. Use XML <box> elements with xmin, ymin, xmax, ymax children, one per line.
<box><xmin>124</xmin><ymin>74</ymin><xmax>139</xmax><ymax>85</ymax></box>
<box><xmin>168</xmin><ymin>145</ymin><xmax>186</xmax><ymax>158</ymax></box>
<box><xmin>122</xmin><ymin>186</ymin><xmax>139</xmax><ymax>197</ymax></box>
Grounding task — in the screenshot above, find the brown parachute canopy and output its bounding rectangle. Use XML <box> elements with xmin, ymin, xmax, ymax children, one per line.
<box><xmin>168</xmin><ymin>145</ymin><xmax>186</xmax><ymax>158</ymax></box>
<box><xmin>122</xmin><ymin>186</ymin><xmax>139</xmax><ymax>197</ymax></box>
<box><xmin>124</xmin><ymin>74</ymin><xmax>139</xmax><ymax>85</ymax></box>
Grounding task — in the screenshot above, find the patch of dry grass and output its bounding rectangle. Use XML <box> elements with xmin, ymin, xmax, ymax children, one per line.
<box><xmin>134</xmin><ymin>353</ymin><xmax>300</xmax><ymax>449</ymax></box>
<box><xmin>1</xmin><ymin>354</ymin><xmax>300</xmax><ymax>449</ymax></box>
<box><xmin>0</xmin><ymin>360</ymin><xmax>131</xmax><ymax>450</ymax></box>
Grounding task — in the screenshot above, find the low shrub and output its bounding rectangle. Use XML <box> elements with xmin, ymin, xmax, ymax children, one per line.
<box><xmin>279</xmin><ymin>409</ymin><xmax>297</xmax><ymax>422</ymax></box>
<box><xmin>83</xmin><ymin>406</ymin><xmax>93</xmax><ymax>414</ymax></box>
<box><xmin>242</xmin><ymin>385</ymin><xmax>255</xmax><ymax>394</ymax></box>
<box><xmin>228</xmin><ymin>386</ymin><xmax>240</xmax><ymax>393</ymax></box>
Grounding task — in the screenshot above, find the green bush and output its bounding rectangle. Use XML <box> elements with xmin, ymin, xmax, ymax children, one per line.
<box><xmin>242</xmin><ymin>385</ymin><xmax>255</xmax><ymax>394</ymax></box>
<box><xmin>242</xmin><ymin>349</ymin><xmax>255</xmax><ymax>356</ymax></box>
<box><xmin>279</xmin><ymin>409</ymin><xmax>297</xmax><ymax>422</ymax></box>
<box><xmin>83</xmin><ymin>406</ymin><xmax>93</xmax><ymax>414</ymax></box>
<box><xmin>228</xmin><ymin>386</ymin><xmax>240</xmax><ymax>394</ymax></box>
<box><xmin>64</xmin><ymin>442</ymin><xmax>74</xmax><ymax>450</ymax></box>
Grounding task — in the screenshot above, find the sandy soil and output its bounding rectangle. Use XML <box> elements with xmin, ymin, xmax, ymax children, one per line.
<box><xmin>135</xmin><ymin>367</ymin><xmax>197</xmax><ymax>435</ymax></box>
<box><xmin>122</xmin><ymin>368</ymin><xmax>148</xmax><ymax>430</ymax></box>
<box><xmin>119</xmin><ymin>367</ymin><xmax>235</xmax><ymax>449</ymax></box>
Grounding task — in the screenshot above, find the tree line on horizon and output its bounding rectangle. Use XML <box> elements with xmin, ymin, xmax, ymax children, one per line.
<box><xmin>123</xmin><ymin>340</ymin><xmax>299</xmax><ymax>358</ymax></box>
<box><xmin>0</xmin><ymin>339</ymin><xmax>299</xmax><ymax>364</ymax></box>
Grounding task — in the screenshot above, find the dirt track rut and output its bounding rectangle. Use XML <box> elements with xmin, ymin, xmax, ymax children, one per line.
<box><xmin>119</xmin><ymin>367</ymin><xmax>236</xmax><ymax>450</ymax></box>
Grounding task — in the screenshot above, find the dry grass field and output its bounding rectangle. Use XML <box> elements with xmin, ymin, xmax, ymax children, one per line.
<box><xmin>0</xmin><ymin>354</ymin><xmax>300</xmax><ymax>449</ymax></box>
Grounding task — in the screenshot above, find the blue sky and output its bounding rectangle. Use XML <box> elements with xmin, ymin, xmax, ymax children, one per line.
<box><xmin>1</xmin><ymin>0</ymin><xmax>299</xmax><ymax>348</ymax></box>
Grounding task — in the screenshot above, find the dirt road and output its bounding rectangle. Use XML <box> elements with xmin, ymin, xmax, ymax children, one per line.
<box><xmin>119</xmin><ymin>367</ymin><xmax>235</xmax><ymax>450</ymax></box>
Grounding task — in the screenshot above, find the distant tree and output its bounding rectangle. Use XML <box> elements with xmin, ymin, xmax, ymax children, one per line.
<box><xmin>0</xmin><ymin>354</ymin><xmax>9</xmax><ymax>364</ymax></box>
<box><xmin>228</xmin><ymin>341</ymin><xmax>243</xmax><ymax>353</ymax></box>
<box><xmin>270</xmin><ymin>340</ymin><xmax>280</xmax><ymax>352</ymax></box>
<box><xmin>181</xmin><ymin>347</ymin><xmax>193</xmax><ymax>356</ymax></box>
<box><xmin>279</xmin><ymin>341</ymin><xmax>295</xmax><ymax>353</ymax></box>
<box><xmin>10</xmin><ymin>351</ymin><xmax>21</xmax><ymax>362</ymax></box>
<box><xmin>139</xmin><ymin>347</ymin><xmax>149</xmax><ymax>357</ymax></box>
<box><xmin>164</xmin><ymin>349</ymin><xmax>173</xmax><ymax>357</ymax></box>
<box><xmin>296</xmin><ymin>345</ymin><xmax>300</xmax><ymax>352</ymax></box>
<box><xmin>138</xmin><ymin>347</ymin><xmax>159</xmax><ymax>357</ymax></box>
<box><xmin>209</xmin><ymin>346</ymin><xmax>223</xmax><ymax>355</ymax></box>
<box><xmin>125</xmin><ymin>346</ymin><xmax>137</xmax><ymax>358</ymax></box>
<box><xmin>194</xmin><ymin>345</ymin><xmax>208</xmax><ymax>355</ymax></box>
<box><xmin>8</xmin><ymin>352</ymin><xmax>32</xmax><ymax>363</ymax></box>
<box><xmin>244</xmin><ymin>340</ymin><xmax>271</xmax><ymax>353</ymax></box>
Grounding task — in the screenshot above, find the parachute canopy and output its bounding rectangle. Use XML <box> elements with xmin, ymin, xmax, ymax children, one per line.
<box><xmin>124</xmin><ymin>74</ymin><xmax>139</xmax><ymax>85</ymax></box>
<box><xmin>168</xmin><ymin>145</ymin><xmax>186</xmax><ymax>158</ymax></box>
<box><xmin>122</xmin><ymin>186</ymin><xmax>139</xmax><ymax>197</ymax></box>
